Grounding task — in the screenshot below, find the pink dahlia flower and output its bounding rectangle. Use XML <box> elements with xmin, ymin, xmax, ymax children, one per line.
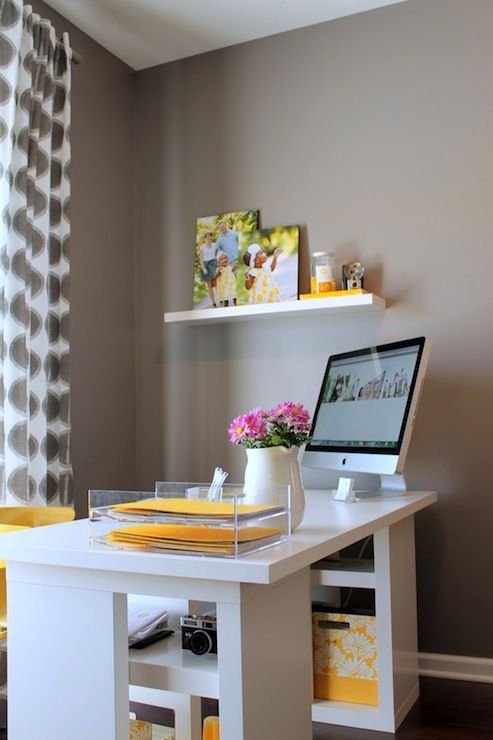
<box><xmin>274</xmin><ymin>401</ymin><xmax>311</xmax><ymax>431</ymax></box>
<box><xmin>228</xmin><ymin>407</ymin><xmax>266</xmax><ymax>444</ymax></box>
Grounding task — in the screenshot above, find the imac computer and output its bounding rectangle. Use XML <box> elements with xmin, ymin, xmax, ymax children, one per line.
<box><xmin>303</xmin><ymin>337</ymin><xmax>430</xmax><ymax>495</ymax></box>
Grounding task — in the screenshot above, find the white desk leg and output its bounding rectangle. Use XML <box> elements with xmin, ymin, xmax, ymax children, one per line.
<box><xmin>216</xmin><ymin>568</ymin><xmax>313</xmax><ymax>740</ymax></box>
<box><xmin>374</xmin><ymin>516</ymin><xmax>420</xmax><ymax>731</ymax></box>
<box><xmin>7</xmin><ymin>577</ymin><xmax>128</xmax><ymax>740</ymax></box>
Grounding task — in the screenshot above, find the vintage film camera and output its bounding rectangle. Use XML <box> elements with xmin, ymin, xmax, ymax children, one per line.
<box><xmin>342</xmin><ymin>262</ymin><xmax>365</xmax><ymax>290</ymax></box>
<box><xmin>180</xmin><ymin>613</ymin><xmax>217</xmax><ymax>655</ymax></box>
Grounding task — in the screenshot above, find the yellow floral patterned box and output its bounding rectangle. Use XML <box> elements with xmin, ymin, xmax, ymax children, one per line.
<box><xmin>312</xmin><ymin>608</ymin><xmax>378</xmax><ymax>706</ymax></box>
<box><xmin>129</xmin><ymin>719</ymin><xmax>152</xmax><ymax>740</ymax></box>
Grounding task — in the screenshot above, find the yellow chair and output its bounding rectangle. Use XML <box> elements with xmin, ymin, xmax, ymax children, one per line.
<box><xmin>0</xmin><ymin>506</ymin><xmax>75</xmax><ymax>636</ymax></box>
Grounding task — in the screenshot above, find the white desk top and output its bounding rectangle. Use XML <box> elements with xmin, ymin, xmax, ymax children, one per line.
<box><xmin>0</xmin><ymin>490</ymin><xmax>436</xmax><ymax>584</ymax></box>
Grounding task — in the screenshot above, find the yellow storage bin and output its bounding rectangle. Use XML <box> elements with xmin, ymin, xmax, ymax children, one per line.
<box><xmin>129</xmin><ymin>718</ymin><xmax>152</xmax><ymax>739</ymax></box>
<box><xmin>312</xmin><ymin>607</ymin><xmax>378</xmax><ymax>706</ymax></box>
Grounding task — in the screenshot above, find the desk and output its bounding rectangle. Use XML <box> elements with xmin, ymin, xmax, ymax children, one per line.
<box><xmin>0</xmin><ymin>490</ymin><xmax>436</xmax><ymax>740</ymax></box>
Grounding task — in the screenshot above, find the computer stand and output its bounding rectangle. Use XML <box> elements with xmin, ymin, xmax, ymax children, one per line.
<box><xmin>353</xmin><ymin>473</ymin><xmax>408</xmax><ymax>499</ymax></box>
<box><xmin>333</xmin><ymin>473</ymin><xmax>408</xmax><ymax>501</ymax></box>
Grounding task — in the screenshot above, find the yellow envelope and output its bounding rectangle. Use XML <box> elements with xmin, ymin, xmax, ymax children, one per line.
<box><xmin>108</xmin><ymin>523</ymin><xmax>282</xmax><ymax>544</ymax></box>
<box><xmin>113</xmin><ymin>498</ymin><xmax>279</xmax><ymax>518</ymax></box>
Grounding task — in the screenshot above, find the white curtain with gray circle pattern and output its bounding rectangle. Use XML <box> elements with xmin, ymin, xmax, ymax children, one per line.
<box><xmin>0</xmin><ymin>2</ymin><xmax>73</xmax><ymax>505</ymax></box>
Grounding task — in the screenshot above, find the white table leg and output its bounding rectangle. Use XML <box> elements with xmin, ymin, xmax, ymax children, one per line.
<box><xmin>7</xmin><ymin>576</ymin><xmax>128</xmax><ymax>740</ymax></box>
<box><xmin>374</xmin><ymin>517</ymin><xmax>419</xmax><ymax>731</ymax></box>
<box><xmin>216</xmin><ymin>568</ymin><xmax>313</xmax><ymax>740</ymax></box>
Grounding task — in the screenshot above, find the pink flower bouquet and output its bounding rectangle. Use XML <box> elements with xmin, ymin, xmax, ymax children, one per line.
<box><xmin>228</xmin><ymin>402</ymin><xmax>312</xmax><ymax>449</ymax></box>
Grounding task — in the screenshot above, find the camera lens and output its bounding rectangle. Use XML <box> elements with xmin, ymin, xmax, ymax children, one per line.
<box><xmin>189</xmin><ymin>630</ymin><xmax>212</xmax><ymax>655</ymax></box>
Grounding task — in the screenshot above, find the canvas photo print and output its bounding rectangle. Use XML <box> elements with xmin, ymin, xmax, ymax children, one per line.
<box><xmin>237</xmin><ymin>225</ymin><xmax>300</xmax><ymax>306</ymax></box>
<box><xmin>193</xmin><ymin>210</ymin><xmax>259</xmax><ymax>309</ymax></box>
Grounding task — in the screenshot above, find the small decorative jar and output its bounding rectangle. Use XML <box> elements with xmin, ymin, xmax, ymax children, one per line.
<box><xmin>311</xmin><ymin>251</ymin><xmax>337</xmax><ymax>293</ymax></box>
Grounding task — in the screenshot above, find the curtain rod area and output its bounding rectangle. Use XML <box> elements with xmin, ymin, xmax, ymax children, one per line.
<box><xmin>56</xmin><ymin>39</ymin><xmax>83</xmax><ymax>65</ymax></box>
<box><xmin>71</xmin><ymin>48</ymin><xmax>83</xmax><ymax>65</ymax></box>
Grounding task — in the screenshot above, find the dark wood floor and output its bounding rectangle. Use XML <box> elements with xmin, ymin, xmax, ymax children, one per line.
<box><xmin>312</xmin><ymin>678</ymin><xmax>493</xmax><ymax>739</ymax></box>
<box><xmin>1</xmin><ymin>677</ymin><xmax>491</xmax><ymax>738</ymax></box>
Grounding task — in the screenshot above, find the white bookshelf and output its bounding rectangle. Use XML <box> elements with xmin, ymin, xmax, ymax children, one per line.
<box><xmin>164</xmin><ymin>293</ymin><xmax>385</xmax><ymax>326</ymax></box>
<box><xmin>127</xmin><ymin>550</ymin><xmax>402</xmax><ymax>734</ymax></box>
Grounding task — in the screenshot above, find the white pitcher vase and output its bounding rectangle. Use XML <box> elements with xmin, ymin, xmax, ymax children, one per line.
<box><xmin>243</xmin><ymin>445</ymin><xmax>305</xmax><ymax>530</ymax></box>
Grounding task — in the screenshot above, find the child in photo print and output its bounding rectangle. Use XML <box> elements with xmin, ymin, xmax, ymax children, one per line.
<box><xmin>193</xmin><ymin>210</ymin><xmax>259</xmax><ymax>309</ymax></box>
<box><xmin>238</xmin><ymin>225</ymin><xmax>299</xmax><ymax>306</ymax></box>
<box><xmin>215</xmin><ymin>251</ymin><xmax>237</xmax><ymax>307</ymax></box>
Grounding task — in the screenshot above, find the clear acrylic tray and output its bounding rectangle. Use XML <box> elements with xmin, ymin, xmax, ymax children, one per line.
<box><xmin>89</xmin><ymin>482</ymin><xmax>290</xmax><ymax>558</ymax></box>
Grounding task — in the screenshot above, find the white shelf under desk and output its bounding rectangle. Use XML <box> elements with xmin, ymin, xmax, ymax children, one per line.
<box><xmin>311</xmin><ymin>558</ymin><xmax>376</xmax><ymax>589</ymax></box>
<box><xmin>129</xmin><ymin>631</ymin><xmax>219</xmax><ymax>699</ymax></box>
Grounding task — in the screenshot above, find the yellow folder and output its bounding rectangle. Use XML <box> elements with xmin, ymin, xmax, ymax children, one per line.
<box><xmin>108</xmin><ymin>523</ymin><xmax>283</xmax><ymax>554</ymax></box>
<box><xmin>113</xmin><ymin>497</ymin><xmax>280</xmax><ymax>519</ymax></box>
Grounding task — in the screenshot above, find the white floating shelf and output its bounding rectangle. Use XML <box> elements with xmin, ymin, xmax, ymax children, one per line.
<box><xmin>164</xmin><ymin>293</ymin><xmax>385</xmax><ymax>326</ymax></box>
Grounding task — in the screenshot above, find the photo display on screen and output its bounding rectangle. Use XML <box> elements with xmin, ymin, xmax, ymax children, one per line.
<box><xmin>309</xmin><ymin>342</ymin><xmax>422</xmax><ymax>451</ymax></box>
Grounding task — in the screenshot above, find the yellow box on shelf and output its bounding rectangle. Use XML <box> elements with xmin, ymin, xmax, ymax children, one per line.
<box><xmin>300</xmin><ymin>289</ymin><xmax>365</xmax><ymax>299</ymax></box>
<box><xmin>312</xmin><ymin>608</ymin><xmax>378</xmax><ymax>706</ymax></box>
<box><xmin>129</xmin><ymin>718</ymin><xmax>152</xmax><ymax>740</ymax></box>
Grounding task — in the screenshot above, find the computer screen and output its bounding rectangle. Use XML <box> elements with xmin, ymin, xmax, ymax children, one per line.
<box><xmin>303</xmin><ymin>337</ymin><xmax>430</xmax><ymax>486</ymax></box>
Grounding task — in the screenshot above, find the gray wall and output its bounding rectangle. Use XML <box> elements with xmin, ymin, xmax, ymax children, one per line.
<box><xmin>134</xmin><ymin>0</ymin><xmax>493</xmax><ymax>658</ymax></box>
<box><xmin>33</xmin><ymin>1</ymin><xmax>137</xmax><ymax>516</ymax></box>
